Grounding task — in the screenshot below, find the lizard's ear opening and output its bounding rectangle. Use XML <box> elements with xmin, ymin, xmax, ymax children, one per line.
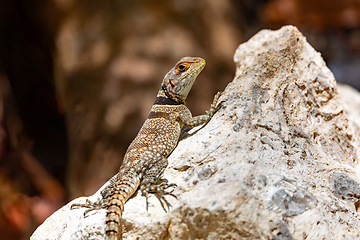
<box><xmin>169</xmin><ymin>80</ymin><xmax>175</xmax><ymax>88</ymax></box>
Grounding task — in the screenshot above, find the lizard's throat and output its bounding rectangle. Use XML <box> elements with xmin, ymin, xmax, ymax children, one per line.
<box><xmin>161</xmin><ymin>85</ymin><xmax>185</xmax><ymax>104</ymax></box>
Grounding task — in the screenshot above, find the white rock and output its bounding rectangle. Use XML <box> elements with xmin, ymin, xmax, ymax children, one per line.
<box><xmin>32</xmin><ymin>25</ymin><xmax>360</xmax><ymax>240</ymax></box>
<box><xmin>338</xmin><ymin>83</ymin><xmax>360</xmax><ymax>130</ymax></box>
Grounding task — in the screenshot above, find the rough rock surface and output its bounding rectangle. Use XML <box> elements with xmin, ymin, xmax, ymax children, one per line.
<box><xmin>31</xmin><ymin>25</ymin><xmax>360</xmax><ymax>240</ymax></box>
<box><xmin>338</xmin><ymin>84</ymin><xmax>360</xmax><ymax>130</ymax></box>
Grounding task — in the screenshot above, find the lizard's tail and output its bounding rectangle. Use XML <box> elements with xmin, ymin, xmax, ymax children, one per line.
<box><xmin>105</xmin><ymin>175</ymin><xmax>140</xmax><ymax>240</ymax></box>
<box><xmin>106</xmin><ymin>193</ymin><xmax>126</xmax><ymax>240</ymax></box>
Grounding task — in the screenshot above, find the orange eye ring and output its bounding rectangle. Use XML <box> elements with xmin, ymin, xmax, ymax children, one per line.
<box><xmin>176</xmin><ymin>62</ymin><xmax>190</xmax><ymax>72</ymax></box>
<box><xmin>178</xmin><ymin>64</ymin><xmax>186</xmax><ymax>72</ymax></box>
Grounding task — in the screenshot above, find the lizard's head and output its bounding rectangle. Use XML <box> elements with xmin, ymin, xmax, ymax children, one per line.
<box><xmin>161</xmin><ymin>57</ymin><xmax>205</xmax><ymax>103</ymax></box>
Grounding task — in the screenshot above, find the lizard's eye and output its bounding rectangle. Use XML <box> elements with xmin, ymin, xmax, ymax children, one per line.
<box><xmin>176</xmin><ymin>62</ymin><xmax>190</xmax><ymax>72</ymax></box>
<box><xmin>178</xmin><ymin>64</ymin><xmax>186</xmax><ymax>72</ymax></box>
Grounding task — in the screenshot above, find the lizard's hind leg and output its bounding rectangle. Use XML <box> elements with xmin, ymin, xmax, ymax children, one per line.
<box><xmin>145</xmin><ymin>178</ymin><xmax>177</xmax><ymax>212</ymax></box>
<box><xmin>139</xmin><ymin>157</ymin><xmax>177</xmax><ymax>212</ymax></box>
<box><xmin>71</xmin><ymin>198</ymin><xmax>110</xmax><ymax>216</ymax></box>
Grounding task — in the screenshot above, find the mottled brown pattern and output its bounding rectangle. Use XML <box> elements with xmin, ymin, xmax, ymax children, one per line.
<box><xmin>71</xmin><ymin>57</ymin><xmax>222</xmax><ymax>240</ymax></box>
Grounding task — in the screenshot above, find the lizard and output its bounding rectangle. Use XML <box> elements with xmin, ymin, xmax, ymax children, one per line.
<box><xmin>71</xmin><ymin>56</ymin><xmax>222</xmax><ymax>240</ymax></box>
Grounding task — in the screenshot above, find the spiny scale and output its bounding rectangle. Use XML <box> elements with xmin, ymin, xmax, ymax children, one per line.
<box><xmin>71</xmin><ymin>57</ymin><xmax>222</xmax><ymax>240</ymax></box>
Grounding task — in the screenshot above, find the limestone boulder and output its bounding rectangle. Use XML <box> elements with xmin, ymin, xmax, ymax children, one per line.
<box><xmin>31</xmin><ymin>25</ymin><xmax>360</xmax><ymax>240</ymax></box>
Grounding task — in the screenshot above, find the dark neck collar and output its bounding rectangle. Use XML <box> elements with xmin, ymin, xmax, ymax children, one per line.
<box><xmin>155</xmin><ymin>86</ymin><xmax>184</xmax><ymax>105</ymax></box>
<box><xmin>154</xmin><ymin>96</ymin><xmax>183</xmax><ymax>105</ymax></box>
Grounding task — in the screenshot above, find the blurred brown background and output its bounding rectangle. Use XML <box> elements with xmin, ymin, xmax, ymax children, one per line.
<box><xmin>0</xmin><ymin>0</ymin><xmax>359</xmax><ymax>239</ymax></box>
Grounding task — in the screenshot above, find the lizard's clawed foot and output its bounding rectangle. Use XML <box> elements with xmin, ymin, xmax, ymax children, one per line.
<box><xmin>71</xmin><ymin>198</ymin><xmax>109</xmax><ymax>216</ymax></box>
<box><xmin>140</xmin><ymin>179</ymin><xmax>177</xmax><ymax>212</ymax></box>
<box><xmin>206</xmin><ymin>91</ymin><xmax>223</xmax><ymax>117</ymax></box>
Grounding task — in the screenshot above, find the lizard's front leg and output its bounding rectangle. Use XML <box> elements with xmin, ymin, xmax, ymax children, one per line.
<box><xmin>180</xmin><ymin>91</ymin><xmax>222</xmax><ymax>128</ymax></box>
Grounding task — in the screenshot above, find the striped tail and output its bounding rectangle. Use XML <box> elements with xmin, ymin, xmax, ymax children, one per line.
<box><xmin>106</xmin><ymin>193</ymin><xmax>125</xmax><ymax>240</ymax></box>
<box><xmin>105</xmin><ymin>174</ymin><xmax>140</xmax><ymax>240</ymax></box>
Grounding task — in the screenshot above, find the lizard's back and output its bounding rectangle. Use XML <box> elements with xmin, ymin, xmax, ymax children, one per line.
<box><xmin>121</xmin><ymin>103</ymin><xmax>184</xmax><ymax>172</ymax></box>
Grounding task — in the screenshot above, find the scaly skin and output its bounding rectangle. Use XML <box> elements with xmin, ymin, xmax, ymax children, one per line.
<box><xmin>71</xmin><ymin>57</ymin><xmax>222</xmax><ymax>240</ymax></box>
